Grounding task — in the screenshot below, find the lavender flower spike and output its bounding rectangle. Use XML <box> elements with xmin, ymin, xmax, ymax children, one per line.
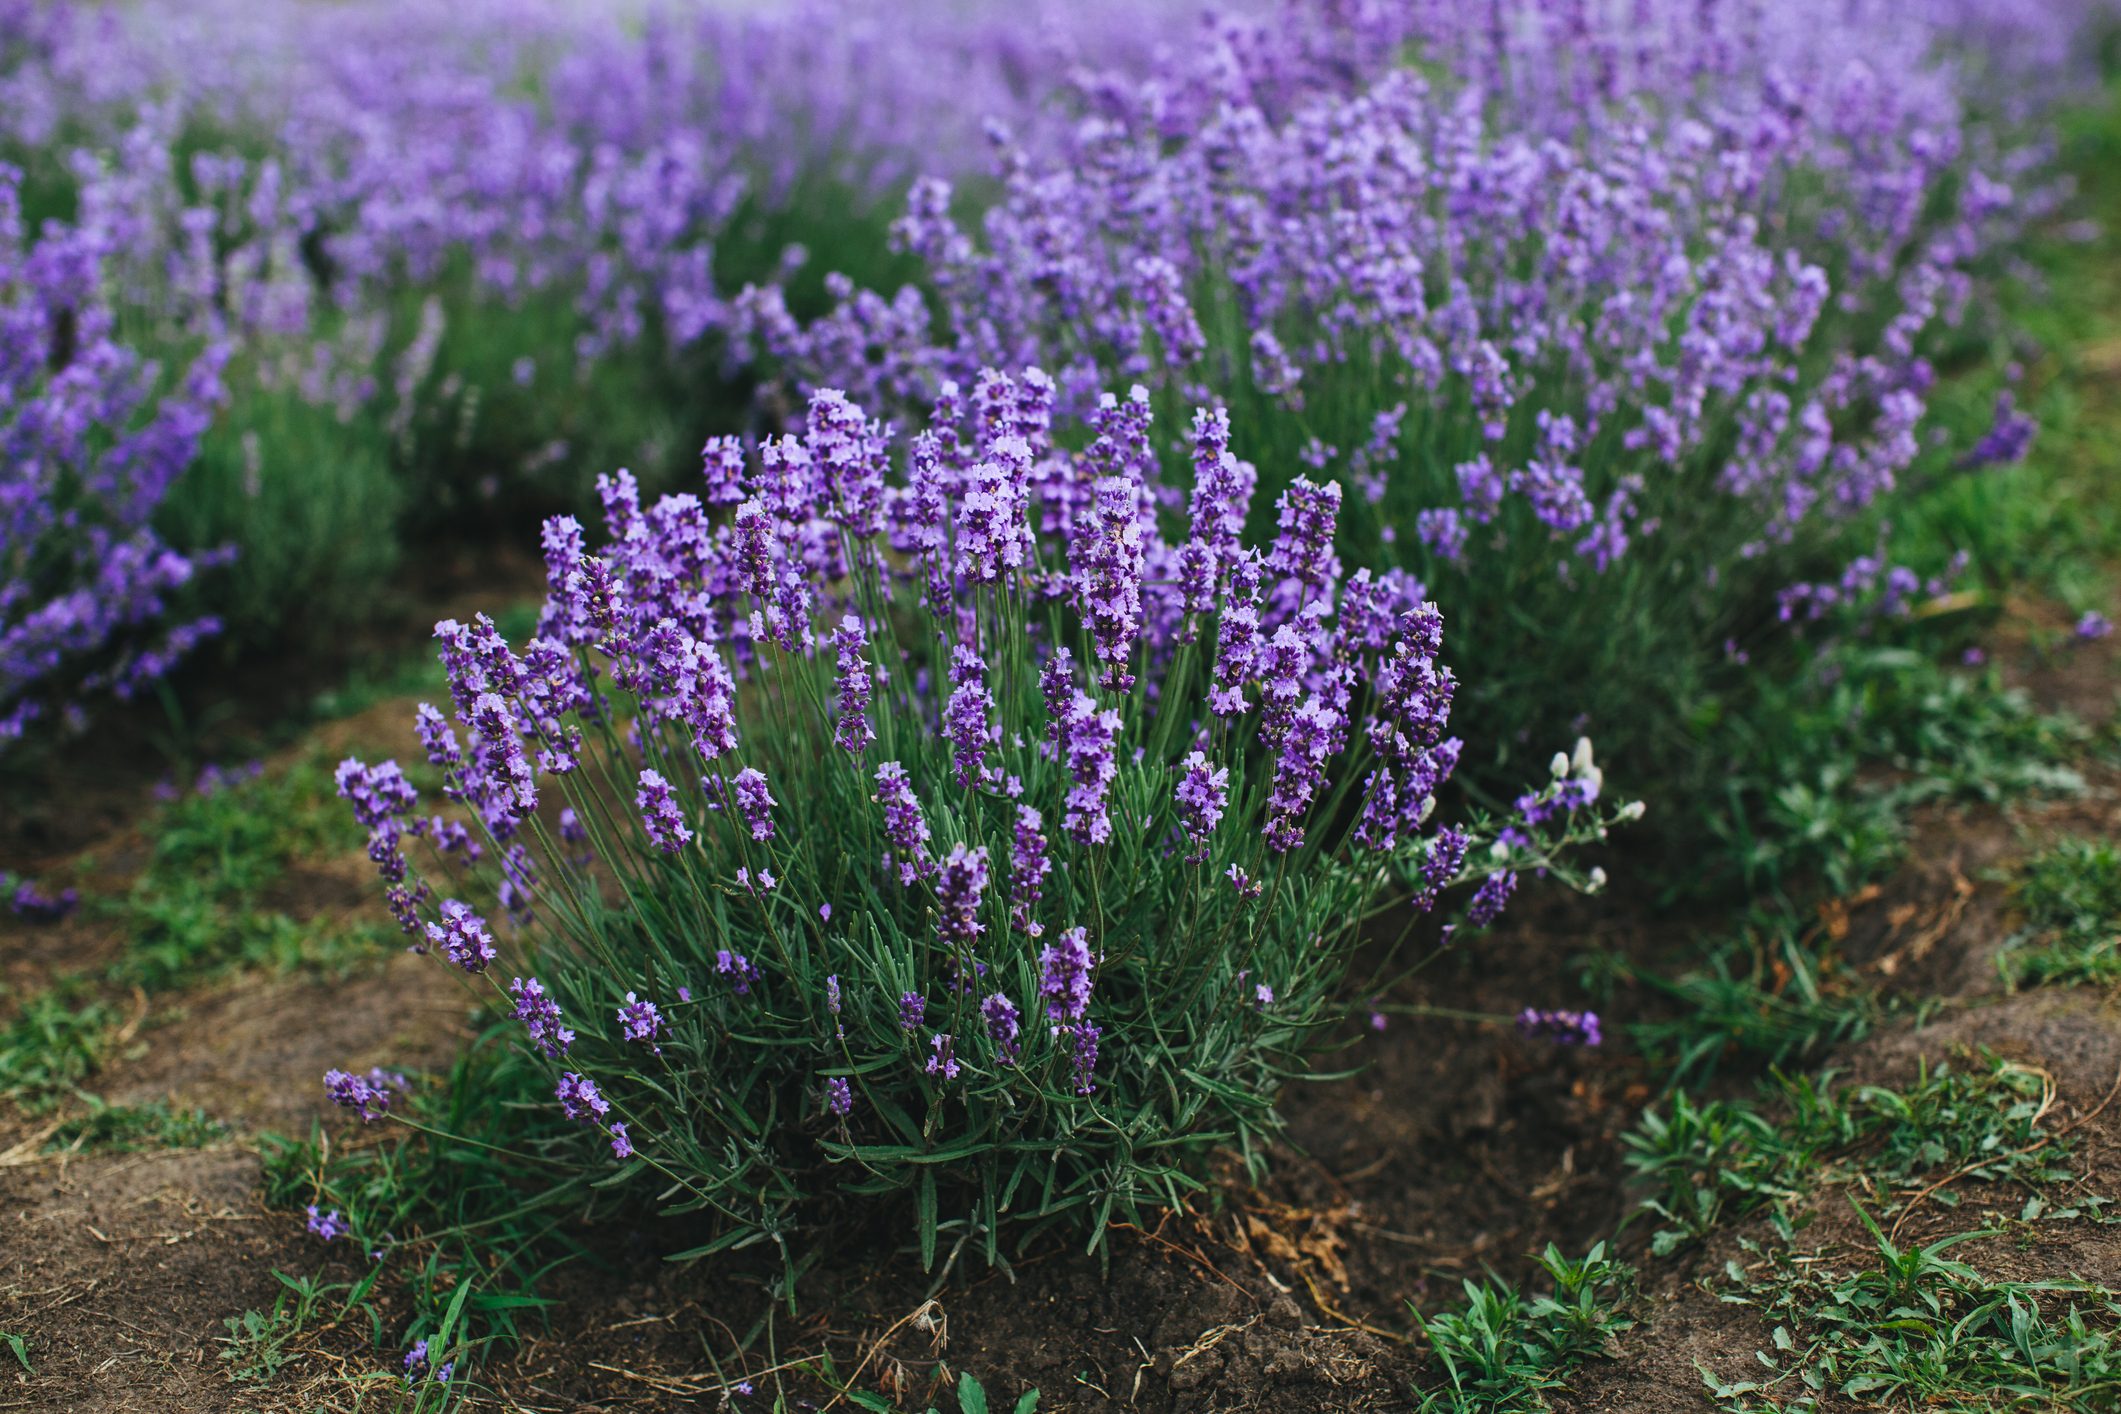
<box><xmin>636</xmin><ymin>769</ymin><xmax>693</xmax><ymax>852</ymax></box>
<box><xmin>733</xmin><ymin>767</ymin><xmax>778</xmax><ymax>842</ymax></box>
<box><xmin>1038</xmin><ymin>926</ymin><xmax>1093</xmax><ymax>1026</ymax></box>
<box><xmin>831</xmin><ymin>615</ymin><xmax>877</xmax><ymax>758</ymax></box>
<box><xmin>1516</xmin><ymin>1009</ymin><xmax>1602</xmax><ymax>1046</ymax></box>
<box><xmin>873</xmin><ymin>762</ymin><xmax>932</xmax><ymax>883</ymax></box>
<box><xmin>1174</xmin><ymin>751</ymin><xmax>1229</xmax><ymax>863</ymax></box>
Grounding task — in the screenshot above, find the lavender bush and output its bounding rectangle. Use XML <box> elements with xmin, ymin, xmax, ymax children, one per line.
<box><xmin>737</xmin><ymin>0</ymin><xmax>2093</xmax><ymax>788</ymax></box>
<box><xmin>0</xmin><ymin>166</ymin><xmax>227</xmax><ymax>745</ymax></box>
<box><xmin>336</xmin><ymin>373</ymin><xmax>1636</xmax><ymax>1262</ymax></box>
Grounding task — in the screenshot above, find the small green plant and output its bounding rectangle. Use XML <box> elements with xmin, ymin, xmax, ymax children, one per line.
<box><xmin>912</xmin><ymin>1372</ymin><xmax>1040</xmax><ymax>1414</ymax></box>
<box><xmin>219</xmin><ymin>1271</ymin><xmax>340</xmax><ymax>1384</ymax></box>
<box><xmin>1623</xmin><ymin>1052</ymin><xmax>2074</xmax><ymax>1254</ymax></box>
<box><xmin>43</xmin><ymin>1099</ymin><xmax>225</xmax><ymax>1153</ymax></box>
<box><xmin>1999</xmin><ymin>835</ymin><xmax>2121</xmax><ymax>988</ymax></box>
<box><xmin>0</xmin><ymin>987</ymin><xmax>116</xmax><ymax>1105</ymax></box>
<box><xmin>1</xmin><ymin>1331</ymin><xmax>29</xmax><ymax>1374</ymax></box>
<box><xmin>118</xmin><ymin>750</ymin><xmax>389</xmax><ymax>989</ymax></box>
<box><xmin>1706</xmin><ymin>1218</ymin><xmax>2121</xmax><ymax>1411</ymax></box>
<box><xmin>1417</xmin><ymin>1244</ymin><xmax>1636</xmax><ymax>1412</ymax></box>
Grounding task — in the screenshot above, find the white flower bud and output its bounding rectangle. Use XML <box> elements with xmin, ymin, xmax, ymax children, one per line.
<box><xmin>1489</xmin><ymin>839</ymin><xmax>1510</xmax><ymax>861</ymax></box>
<box><xmin>1572</xmin><ymin>736</ymin><xmax>1595</xmax><ymax>773</ymax></box>
<box><xmin>1588</xmin><ymin>866</ymin><xmax>1608</xmax><ymax>890</ymax></box>
<box><xmin>1416</xmin><ymin>794</ymin><xmax>1436</xmax><ymax>824</ymax></box>
<box><xmin>1550</xmin><ymin>751</ymin><xmax>1570</xmax><ymax>779</ymax></box>
<box><xmin>1619</xmin><ymin>799</ymin><xmax>1646</xmax><ymax>821</ymax></box>
<box><xmin>1583</xmin><ymin>764</ymin><xmax>1604</xmax><ymax>791</ymax></box>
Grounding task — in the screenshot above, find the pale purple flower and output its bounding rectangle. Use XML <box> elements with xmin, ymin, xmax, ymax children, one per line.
<box><xmin>831</xmin><ymin>615</ymin><xmax>877</xmax><ymax>758</ymax></box>
<box><xmin>1174</xmin><ymin>751</ymin><xmax>1228</xmax><ymax>863</ymax></box>
<box><xmin>1226</xmin><ymin>864</ymin><xmax>1262</xmax><ymax>901</ymax></box>
<box><xmin>2077</xmin><ymin>611</ymin><xmax>2112</xmax><ymax>641</ymax></box>
<box><xmin>982</xmin><ymin>992</ymin><xmax>1021</xmax><ymax>1064</ymax></box>
<box><xmin>609</xmin><ymin>1123</ymin><xmax>635</xmax><ymax>1158</ymax></box>
<box><xmin>1038</xmin><ymin>926</ymin><xmax>1093</xmax><ymax>1024</ymax></box>
<box><xmin>873</xmin><ymin>762</ymin><xmax>932</xmax><ymax>883</ymax></box>
<box><xmin>425</xmin><ymin>899</ymin><xmax>495</xmax><ymax>973</ymax></box>
<box><xmin>1263</xmin><ymin>697</ymin><xmax>1339</xmax><ymax>853</ymax></box>
<box><xmin>1266</xmin><ymin>476</ymin><xmax>1341</xmax><ymax>591</ymax></box>
<box><xmin>943</xmin><ymin>643</ymin><xmax>993</xmax><ymax>787</ymax></box>
<box><xmin>716</xmin><ymin>950</ymin><xmax>761</xmax><ymax>994</ymax></box>
<box><xmin>827</xmin><ymin>1076</ymin><xmax>853</xmax><ymax>1116</ymax></box>
<box><xmin>1061</xmin><ymin>693</ymin><xmax>1121</xmax><ymax>845</ymax></box>
<box><xmin>11</xmin><ymin>882</ymin><xmax>77</xmax><ymax>922</ymax></box>
<box><xmin>733</xmin><ymin>768</ymin><xmax>777</xmax><ymax>841</ymax></box>
<box><xmin>1070</xmin><ymin>1022</ymin><xmax>1101</xmax><ymax>1096</ymax></box>
<box><xmin>1254</xmin><ymin>983</ymin><xmax>1275</xmax><ymax>1010</ymax></box>
<box><xmin>1467</xmin><ymin>871</ymin><xmax>1517</xmax><ymax>927</ymax></box>
<box><xmin>324</xmin><ymin>1068</ymin><xmax>393</xmax><ymax>1123</ymax></box>
<box><xmin>935</xmin><ymin>843</ymin><xmax>989</xmax><ymax>950</ymax></box>
<box><xmin>510</xmin><ymin>976</ymin><xmax>574</xmax><ymax>1058</ymax></box>
<box><xmin>618</xmin><ymin>992</ymin><xmax>664</xmax><ymax>1051</ymax></box>
<box><xmin>899</xmin><ymin>991</ymin><xmax>927</xmax><ymax>1032</ymax></box>
<box><xmin>636</xmin><ymin>769</ymin><xmax>692</xmax><ymax>852</ymax></box>
<box><xmin>1010</xmin><ymin>805</ymin><xmax>1050</xmax><ymax>935</ymax></box>
<box><xmin>826</xmin><ymin>974</ymin><xmax>844</xmax><ymax>1038</ymax></box>
<box><xmin>556</xmin><ymin>1072</ymin><xmax>609</xmax><ymax>1124</ymax></box>
<box><xmin>1516</xmin><ymin>1009</ymin><xmax>1602</xmax><ymax>1046</ymax></box>
<box><xmin>926</xmin><ymin>1033</ymin><xmax>961</xmax><ymax>1081</ymax></box>
<box><xmin>306</xmin><ymin>1206</ymin><xmax>348</xmax><ymax>1241</ymax></box>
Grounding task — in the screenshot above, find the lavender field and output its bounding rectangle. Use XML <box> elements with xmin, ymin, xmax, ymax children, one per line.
<box><xmin>4</xmin><ymin>1</ymin><xmax>2121</xmax><ymax>1410</ymax></box>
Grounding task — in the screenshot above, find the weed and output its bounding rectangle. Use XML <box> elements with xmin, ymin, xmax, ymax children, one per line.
<box><xmin>0</xmin><ymin>988</ymin><xmax>116</xmax><ymax>1105</ymax></box>
<box><xmin>43</xmin><ymin>1099</ymin><xmax>225</xmax><ymax>1153</ymax></box>
<box><xmin>118</xmin><ymin>748</ymin><xmax>388</xmax><ymax>989</ymax></box>
<box><xmin>1</xmin><ymin>1331</ymin><xmax>28</xmax><ymax>1374</ymax></box>
<box><xmin>1416</xmin><ymin>1243</ymin><xmax>1636</xmax><ymax>1412</ymax></box>
<box><xmin>909</xmin><ymin>1372</ymin><xmax>1040</xmax><ymax>1414</ymax></box>
<box><xmin>1623</xmin><ymin>1052</ymin><xmax>2074</xmax><ymax>1255</ymax></box>
<box><xmin>219</xmin><ymin>1268</ymin><xmax>389</xmax><ymax>1387</ymax></box>
<box><xmin>1999</xmin><ymin>835</ymin><xmax>2121</xmax><ymax>988</ymax></box>
<box><xmin>1706</xmin><ymin>1216</ymin><xmax>2121</xmax><ymax>1411</ymax></box>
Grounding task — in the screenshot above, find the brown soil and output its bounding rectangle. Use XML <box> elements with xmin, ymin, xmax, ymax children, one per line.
<box><xmin>0</xmin><ymin>619</ymin><xmax>2116</xmax><ymax>1412</ymax></box>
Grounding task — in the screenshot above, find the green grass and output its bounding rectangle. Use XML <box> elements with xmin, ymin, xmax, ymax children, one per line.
<box><xmin>1706</xmin><ymin>1214</ymin><xmax>2121</xmax><ymax>1411</ymax></box>
<box><xmin>0</xmin><ymin>986</ymin><xmax>119</xmax><ymax>1105</ymax></box>
<box><xmin>1417</xmin><ymin>1243</ymin><xmax>1637</xmax><ymax>1413</ymax></box>
<box><xmin>44</xmin><ymin>1098</ymin><xmax>226</xmax><ymax>1153</ymax></box>
<box><xmin>1998</xmin><ymin>835</ymin><xmax>2121</xmax><ymax>988</ymax></box>
<box><xmin>1622</xmin><ymin>1052</ymin><xmax>2074</xmax><ymax>1257</ymax></box>
<box><xmin>115</xmin><ymin>747</ymin><xmax>393</xmax><ymax>990</ymax></box>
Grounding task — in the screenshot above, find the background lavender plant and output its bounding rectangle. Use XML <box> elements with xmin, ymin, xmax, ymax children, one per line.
<box><xmin>338</xmin><ymin>374</ymin><xmax>1632</xmax><ymax>1264</ymax></box>
<box><xmin>738</xmin><ymin>0</ymin><xmax>2102</xmax><ymax>810</ymax></box>
<box><xmin>0</xmin><ymin>165</ymin><xmax>228</xmax><ymax>744</ymax></box>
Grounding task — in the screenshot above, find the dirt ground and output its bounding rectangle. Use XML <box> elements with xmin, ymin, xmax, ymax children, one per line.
<box><xmin>0</xmin><ymin>610</ymin><xmax>2116</xmax><ymax>1412</ymax></box>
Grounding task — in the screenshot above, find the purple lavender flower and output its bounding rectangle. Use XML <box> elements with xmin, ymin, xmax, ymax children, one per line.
<box><xmin>559</xmin><ymin>807</ymin><xmax>587</xmax><ymax>845</ymax></box>
<box><xmin>935</xmin><ymin>843</ymin><xmax>989</xmax><ymax>950</ymax></box>
<box><xmin>701</xmin><ymin>436</ymin><xmax>747</xmax><ymax>505</ymax></box>
<box><xmin>716</xmin><ymin>950</ymin><xmax>761</xmax><ymax>994</ymax></box>
<box><xmin>1254</xmin><ymin>983</ymin><xmax>1275</xmax><ymax>1010</ymax></box>
<box><xmin>2077</xmin><ymin>611</ymin><xmax>2113</xmax><ymax>641</ymax></box>
<box><xmin>827</xmin><ymin>1076</ymin><xmax>853</xmax><ymax>1116</ymax></box>
<box><xmin>10</xmin><ymin>882</ymin><xmax>78</xmax><ymax>922</ymax></box>
<box><xmin>1069</xmin><ymin>1022</ymin><xmax>1101</xmax><ymax>1096</ymax></box>
<box><xmin>1265</xmin><ymin>476</ymin><xmax>1341</xmax><ymax>592</ymax></box>
<box><xmin>618</xmin><ymin>993</ymin><xmax>664</xmax><ymax>1051</ymax></box>
<box><xmin>1173</xmin><ymin>751</ymin><xmax>1229</xmax><ymax>863</ymax></box>
<box><xmin>873</xmin><ymin>762</ymin><xmax>932</xmax><ymax>883</ymax></box>
<box><xmin>1466</xmin><ymin>871</ymin><xmax>1518</xmax><ymax>927</ymax></box>
<box><xmin>1010</xmin><ymin>805</ymin><xmax>1050</xmax><ymax>935</ymax></box>
<box><xmin>424</xmin><ymin>899</ymin><xmax>495</xmax><ymax>973</ymax></box>
<box><xmin>1226</xmin><ymin>864</ymin><xmax>1262</xmax><ymax>901</ymax></box>
<box><xmin>324</xmin><ymin>1068</ymin><xmax>393</xmax><ymax>1123</ymax></box>
<box><xmin>982</xmin><ymin>992</ymin><xmax>1021</xmax><ymax>1064</ymax></box>
<box><xmin>1516</xmin><ymin>1009</ymin><xmax>1602</xmax><ymax>1046</ymax></box>
<box><xmin>1263</xmin><ymin>697</ymin><xmax>1339</xmax><ymax>853</ymax></box>
<box><xmin>1061</xmin><ymin>693</ymin><xmax>1121</xmax><ymax>845</ymax></box>
<box><xmin>510</xmin><ymin>976</ymin><xmax>574</xmax><ymax>1058</ymax></box>
<box><xmin>556</xmin><ymin>1072</ymin><xmax>609</xmax><ymax>1125</ymax></box>
<box><xmin>609</xmin><ymin>1123</ymin><xmax>635</xmax><ymax>1159</ymax></box>
<box><xmin>826</xmin><ymin>974</ymin><xmax>844</xmax><ymax>1037</ymax></box>
<box><xmin>733</xmin><ymin>767</ymin><xmax>778</xmax><ymax>841</ymax></box>
<box><xmin>636</xmin><ymin>769</ymin><xmax>693</xmax><ymax>852</ymax></box>
<box><xmin>831</xmin><ymin>615</ymin><xmax>877</xmax><ymax>758</ymax></box>
<box><xmin>925</xmin><ymin>1033</ymin><xmax>961</xmax><ymax>1081</ymax></box>
<box><xmin>899</xmin><ymin>991</ymin><xmax>927</xmax><ymax>1032</ymax></box>
<box><xmin>943</xmin><ymin>643</ymin><xmax>993</xmax><ymax>787</ymax></box>
<box><xmin>1959</xmin><ymin>392</ymin><xmax>2037</xmax><ymax>469</ymax></box>
<box><xmin>1038</xmin><ymin>926</ymin><xmax>1093</xmax><ymax>1025</ymax></box>
<box><xmin>306</xmin><ymin>1206</ymin><xmax>348</xmax><ymax>1242</ymax></box>
<box><xmin>404</xmin><ymin>1341</ymin><xmax>430</xmax><ymax>1380</ymax></box>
